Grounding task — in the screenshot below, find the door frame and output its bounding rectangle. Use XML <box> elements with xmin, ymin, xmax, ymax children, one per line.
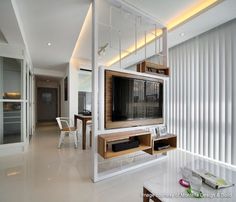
<box><xmin>36</xmin><ymin>87</ymin><xmax>58</xmax><ymax>122</ymax></box>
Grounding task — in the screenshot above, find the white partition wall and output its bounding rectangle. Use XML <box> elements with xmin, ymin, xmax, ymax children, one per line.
<box><xmin>91</xmin><ymin>0</ymin><xmax>170</xmax><ymax>182</ymax></box>
<box><xmin>168</xmin><ymin>19</ymin><xmax>236</xmax><ymax>166</ymax></box>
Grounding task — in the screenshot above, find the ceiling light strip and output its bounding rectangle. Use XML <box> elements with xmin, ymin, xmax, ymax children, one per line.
<box><xmin>107</xmin><ymin>0</ymin><xmax>220</xmax><ymax>67</ymax></box>
<box><xmin>167</xmin><ymin>0</ymin><xmax>219</xmax><ymax>30</ymax></box>
<box><xmin>71</xmin><ymin>4</ymin><xmax>92</xmax><ymax>59</ymax></box>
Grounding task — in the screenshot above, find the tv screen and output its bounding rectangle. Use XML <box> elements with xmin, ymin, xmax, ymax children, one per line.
<box><xmin>112</xmin><ymin>76</ymin><xmax>163</xmax><ymax>121</ymax></box>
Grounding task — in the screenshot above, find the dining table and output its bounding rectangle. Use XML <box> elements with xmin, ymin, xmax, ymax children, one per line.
<box><xmin>74</xmin><ymin>114</ymin><xmax>92</xmax><ymax>150</ymax></box>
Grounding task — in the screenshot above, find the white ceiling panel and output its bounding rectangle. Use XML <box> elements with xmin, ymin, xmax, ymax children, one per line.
<box><xmin>15</xmin><ymin>0</ymin><xmax>90</xmax><ymax>71</ymax></box>
<box><xmin>0</xmin><ymin>0</ymin><xmax>24</xmax><ymax>46</ymax></box>
<box><xmin>123</xmin><ymin>0</ymin><xmax>203</xmax><ymax>24</ymax></box>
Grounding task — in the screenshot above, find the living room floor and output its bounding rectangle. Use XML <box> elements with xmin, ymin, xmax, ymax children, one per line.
<box><xmin>1</xmin><ymin>126</ymin><xmax>235</xmax><ymax>202</ymax></box>
<box><xmin>0</xmin><ymin>125</ymin><xmax>165</xmax><ymax>202</ymax></box>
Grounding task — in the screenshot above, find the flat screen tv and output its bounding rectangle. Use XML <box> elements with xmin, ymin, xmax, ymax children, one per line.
<box><xmin>112</xmin><ymin>76</ymin><xmax>163</xmax><ymax>121</ymax></box>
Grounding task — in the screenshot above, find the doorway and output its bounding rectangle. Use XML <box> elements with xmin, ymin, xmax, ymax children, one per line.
<box><xmin>37</xmin><ymin>87</ymin><xmax>58</xmax><ymax>122</ymax></box>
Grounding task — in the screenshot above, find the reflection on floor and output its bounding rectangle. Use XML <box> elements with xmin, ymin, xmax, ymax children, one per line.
<box><xmin>0</xmin><ymin>125</ymin><xmax>160</xmax><ymax>202</ymax></box>
<box><xmin>2</xmin><ymin>126</ymin><xmax>233</xmax><ymax>202</ymax></box>
<box><xmin>37</xmin><ymin>121</ymin><xmax>57</xmax><ymax>126</ymax></box>
<box><xmin>3</xmin><ymin>133</ymin><xmax>21</xmax><ymax>144</ymax></box>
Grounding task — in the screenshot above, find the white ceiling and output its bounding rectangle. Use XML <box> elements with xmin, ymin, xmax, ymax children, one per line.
<box><xmin>1</xmin><ymin>0</ymin><xmax>235</xmax><ymax>72</ymax></box>
<box><xmin>14</xmin><ymin>0</ymin><xmax>91</xmax><ymax>71</ymax></box>
<box><xmin>0</xmin><ymin>0</ymin><xmax>24</xmax><ymax>46</ymax></box>
<box><xmin>122</xmin><ymin>0</ymin><xmax>204</xmax><ymax>25</ymax></box>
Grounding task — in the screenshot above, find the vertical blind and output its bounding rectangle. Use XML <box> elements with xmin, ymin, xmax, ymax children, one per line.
<box><xmin>168</xmin><ymin>19</ymin><xmax>236</xmax><ymax>166</ymax></box>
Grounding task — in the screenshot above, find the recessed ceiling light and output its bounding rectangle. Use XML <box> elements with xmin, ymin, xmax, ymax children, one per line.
<box><xmin>180</xmin><ymin>32</ymin><xmax>185</xmax><ymax>37</ymax></box>
<box><xmin>47</xmin><ymin>42</ymin><xmax>52</xmax><ymax>46</ymax></box>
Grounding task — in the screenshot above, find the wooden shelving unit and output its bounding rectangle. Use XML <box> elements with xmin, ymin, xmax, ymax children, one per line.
<box><xmin>98</xmin><ymin>130</ymin><xmax>152</xmax><ymax>159</ymax></box>
<box><xmin>137</xmin><ymin>61</ymin><xmax>169</xmax><ymax>76</ymax></box>
<box><xmin>147</xmin><ymin>134</ymin><xmax>177</xmax><ymax>155</ymax></box>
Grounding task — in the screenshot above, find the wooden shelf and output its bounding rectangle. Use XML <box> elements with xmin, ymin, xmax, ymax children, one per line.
<box><xmin>152</xmin><ymin>146</ymin><xmax>176</xmax><ymax>155</ymax></box>
<box><xmin>147</xmin><ymin>134</ymin><xmax>177</xmax><ymax>155</ymax></box>
<box><xmin>137</xmin><ymin>61</ymin><xmax>170</xmax><ymax>76</ymax></box>
<box><xmin>98</xmin><ymin>131</ymin><xmax>177</xmax><ymax>158</ymax></box>
<box><xmin>153</xmin><ymin>134</ymin><xmax>177</xmax><ymax>141</ymax></box>
<box><xmin>99</xmin><ymin>130</ymin><xmax>151</xmax><ymax>142</ymax></box>
<box><xmin>105</xmin><ymin>145</ymin><xmax>151</xmax><ymax>159</ymax></box>
<box><xmin>98</xmin><ymin>130</ymin><xmax>152</xmax><ymax>159</ymax></box>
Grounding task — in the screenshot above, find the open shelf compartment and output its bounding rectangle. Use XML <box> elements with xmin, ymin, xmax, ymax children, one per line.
<box><xmin>98</xmin><ymin>130</ymin><xmax>152</xmax><ymax>159</ymax></box>
<box><xmin>148</xmin><ymin>134</ymin><xmax>177</xmax><ymax>155</ymax></box>
<box><xmin>137</xmin><ymin>61</ymin><xmax>170</xmax><ymax>76</ymax></box>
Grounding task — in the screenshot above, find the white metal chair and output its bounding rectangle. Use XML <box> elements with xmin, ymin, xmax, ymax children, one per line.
<box><xmin>56</xmin><ymin>117</ymin><xmax>79</xmax><ymax>149</ymax></box>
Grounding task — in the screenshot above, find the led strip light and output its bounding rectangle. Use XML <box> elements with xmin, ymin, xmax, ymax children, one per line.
<box><xmin>106</xmin><ymin>0</ymin><xmax>220</xmax><ymax>67</ymax></box>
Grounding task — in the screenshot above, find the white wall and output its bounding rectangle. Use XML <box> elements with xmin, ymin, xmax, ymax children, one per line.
<box><xmin>78</xmin><ymin>70</ymin><xmax>92</xmax><ymax>92</ymax></box>
<box><xmin>168</xmin><ymin>19</ymin><xmax>236</xmax><ymax>166</ymax></box>
<box><xmin>34</xmin><ymin>68</ymin><xmax>65</xmax><ymax>78</ymax></box>
<box><xmin>36</xmin><ymin>80</ymin><xmax>59</xmax><ymax>89</ymax></box>
<box><xmin>68</xmin><ymin>62</ymin><xmax>79</xmax><ymax>123</ymax></box>
<box><xmin>60</xmin><ymin>60</ymin><xmax>91</xmax><ymax>123</ymax></box>
<box><xmin>0</xmin><ymin>44</ymin><xmax>24</xmax><ymax>60</ymax></box>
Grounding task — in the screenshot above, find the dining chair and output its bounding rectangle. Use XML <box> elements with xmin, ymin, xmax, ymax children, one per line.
<box><xmin>56</xmin><ymin>117</ymin><xmax>79</xmax><ymax>149</ymax></box>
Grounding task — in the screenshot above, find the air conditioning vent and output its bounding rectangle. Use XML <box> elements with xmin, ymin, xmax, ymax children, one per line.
<box><xmin>0</xmin><ymin>29</ymin><xmax>8</xmax><ymax>44</ymax></box>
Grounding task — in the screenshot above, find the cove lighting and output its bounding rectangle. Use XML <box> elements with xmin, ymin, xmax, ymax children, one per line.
<box><xmin>106</xmin><ymin>0</ymin><xmax>219</xmax><ymax>67</ymax></box>
<box><xmin>71</xmin><ymin>4</ymin><xmax>92</xmax><ymax>60</ymax></box>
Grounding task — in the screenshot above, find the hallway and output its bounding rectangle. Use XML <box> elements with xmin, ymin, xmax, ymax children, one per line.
<box><xmin>0</xmin><ymin>126</ymin><xmax>91</xmax><ymax>202</ymax></box>
<box><xmin>0</xmin><ymin>125</ymin><xmax>153</xmax><ymax>202</ymax></box>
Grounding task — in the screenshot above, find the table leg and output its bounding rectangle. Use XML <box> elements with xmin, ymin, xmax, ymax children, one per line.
<box><xmin>90</xmin><ymin>130</ymin><xmax>92</xmax><ymax>147</ymax></box>
<box><xmin>82</xmin><ymin>121</ymin><xmax>86</xmax><ymax>150</ymax></box>
<box><xmin>143</xmin><ymin>187</ymin><xmax>150</xmax><ymax>202</ymax></box>
<box><xmin>74</xmin><ymin>115</ymin><xmax>77</xmax><ymax>128</ymax></box>
<box><xmin>143</xmin><ymin>187</ymin><xmax>161</xmax><ymax>202</ymax></box>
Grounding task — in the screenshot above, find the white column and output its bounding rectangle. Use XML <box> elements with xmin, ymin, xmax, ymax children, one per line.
<box><xmin>68</xmin><ymin>62</ymin><xmax>79</xmax><ymax>123</ymax></box>
<box><xmin>91</xmin><ymin>0</ymin><xmax>98</xmax><ymax>182</ymax></box>
<box><xmin>22</xmin><ymin>59</ymin><xmax>26</xmax><ymax>143</ymax></box>
<box><xmin>0</xmin><ymin>57</ymin><xmax>3</xmax><ymax>144</ymax></box>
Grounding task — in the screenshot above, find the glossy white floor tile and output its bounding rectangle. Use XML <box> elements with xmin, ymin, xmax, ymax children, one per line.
<box><xmin>0</xmin><ymin>126</ymin><xmax>235</xmax><ymax>202</ymax></box>
<box><xmin>0</xmin><ymin>126</ymin><xmax>160</xmax><ymax>202</ymax></box>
